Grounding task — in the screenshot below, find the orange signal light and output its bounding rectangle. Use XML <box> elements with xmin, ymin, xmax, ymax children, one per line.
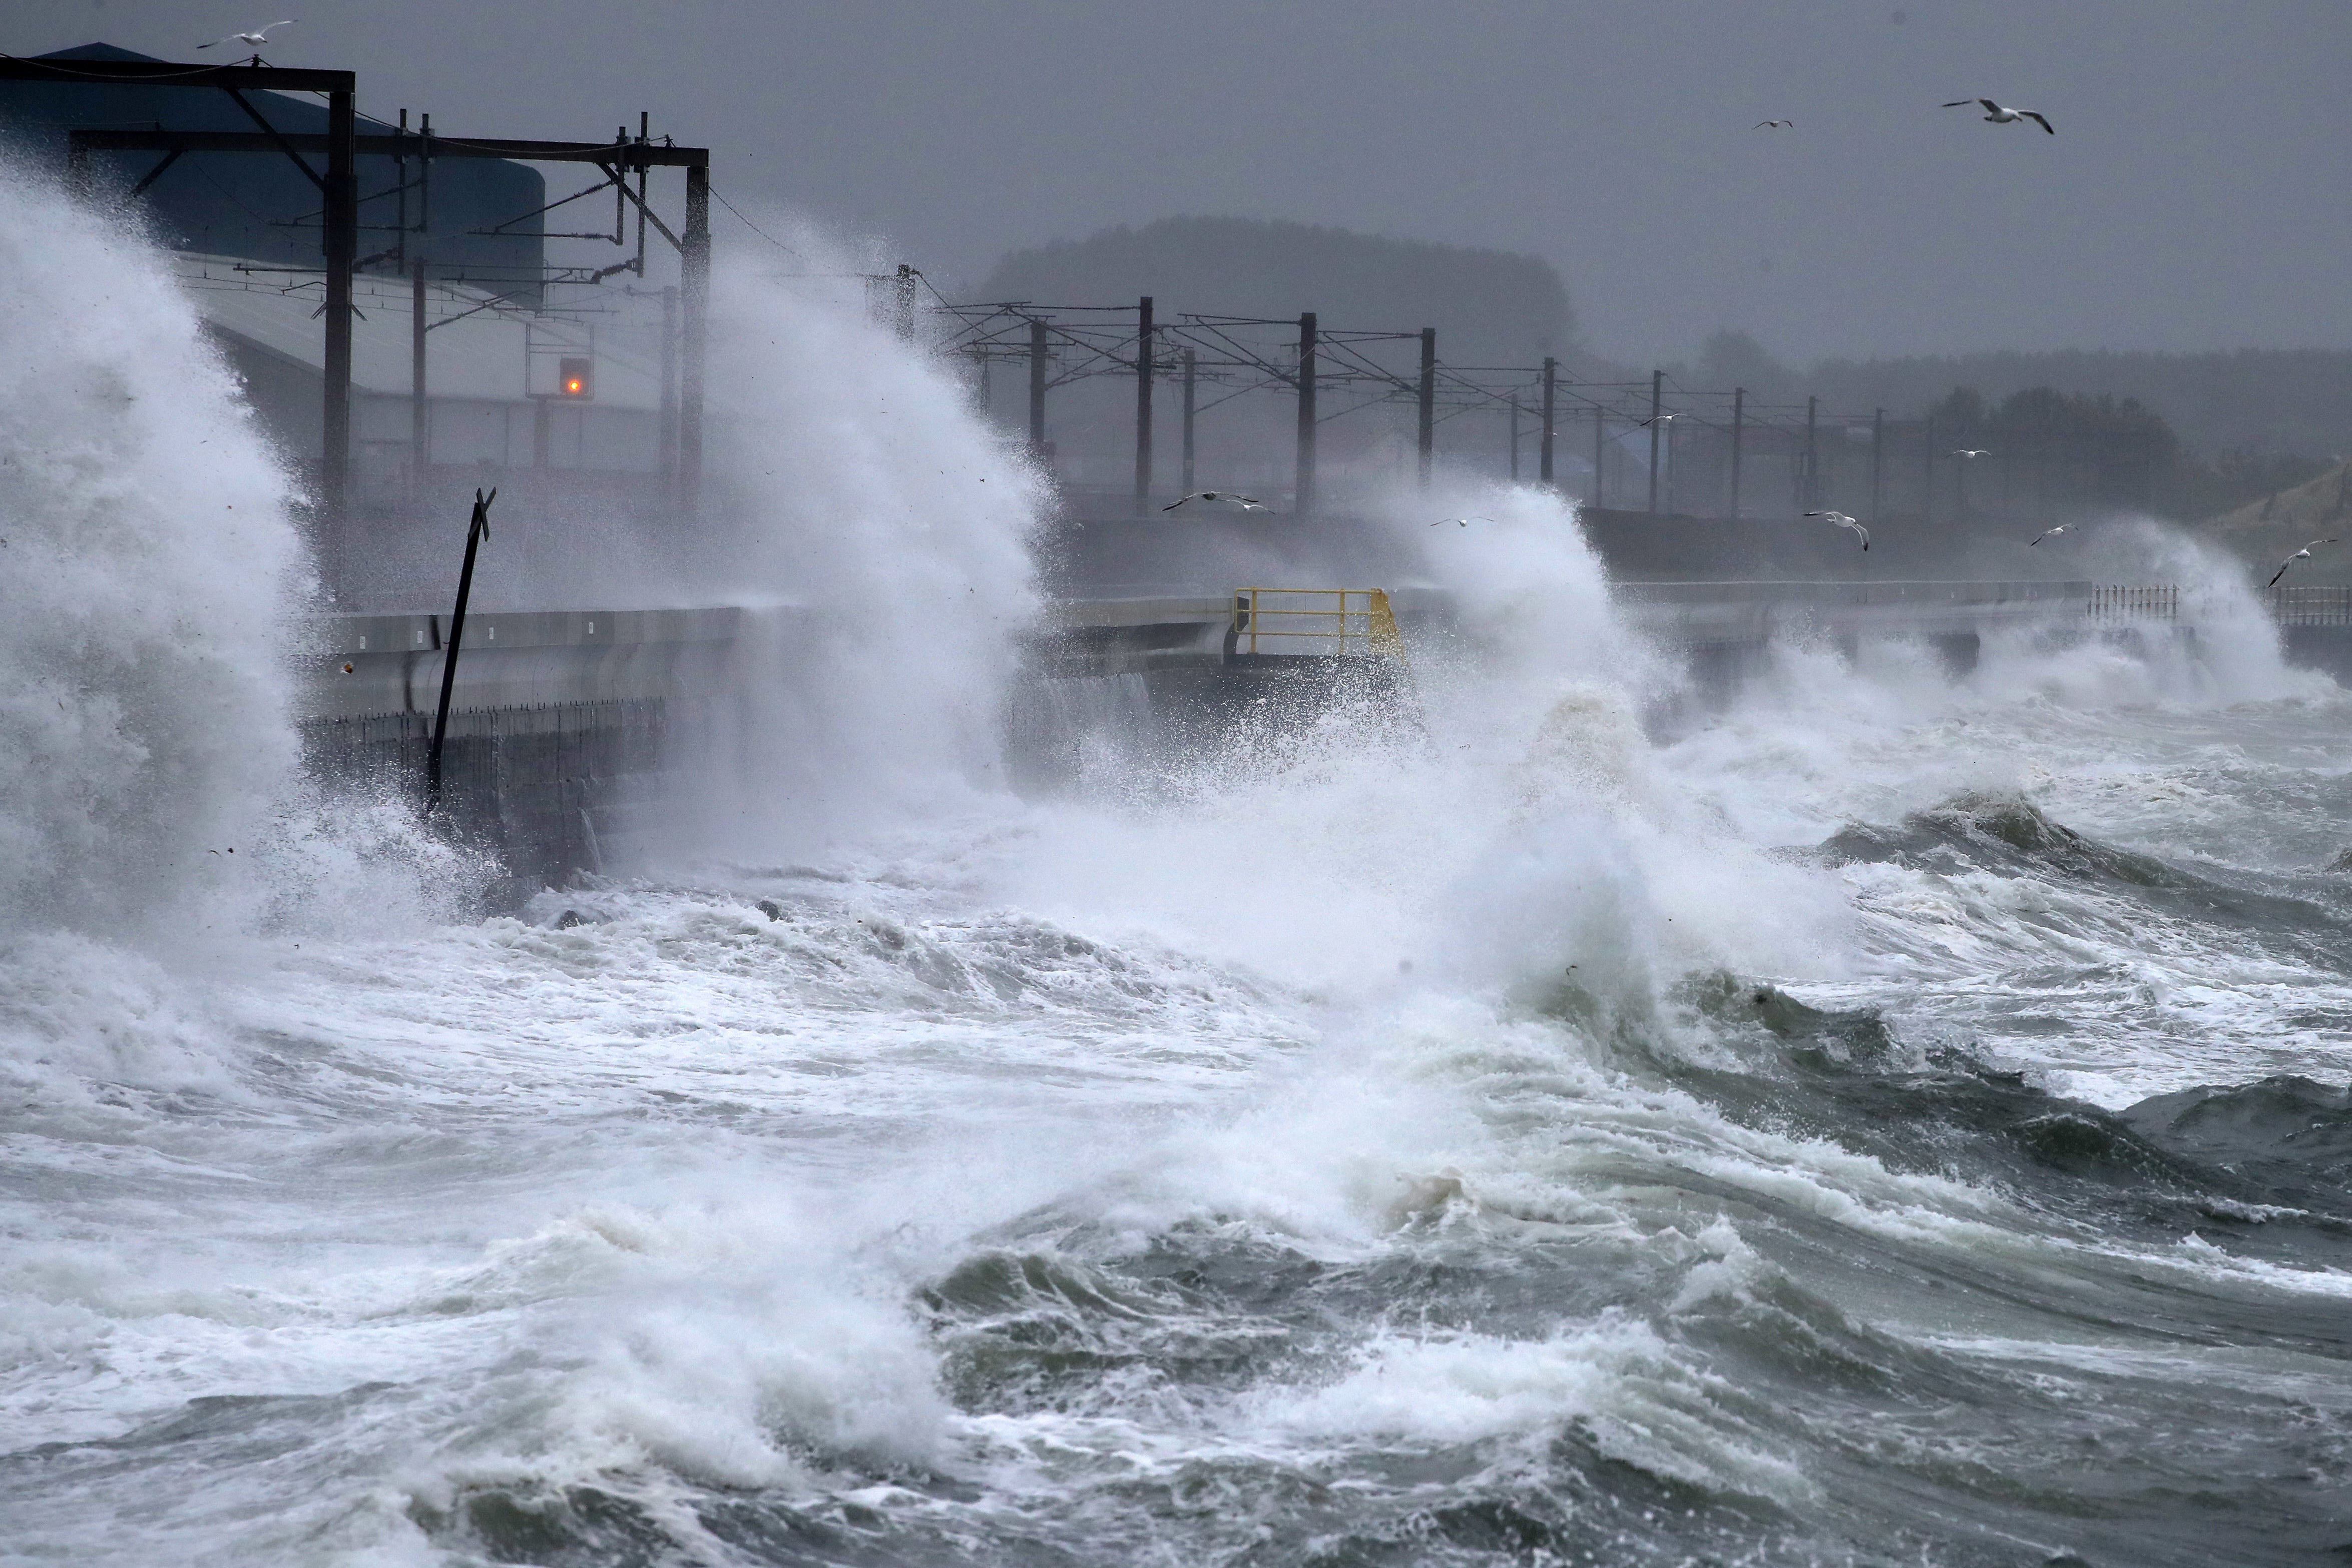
<box><xmin>556</xmin><ymin>356</ymin><xmax>594</xmax><ymax>400</ymax></box>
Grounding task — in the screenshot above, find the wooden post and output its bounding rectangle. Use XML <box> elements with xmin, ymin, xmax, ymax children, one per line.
<box><xmin>426</xmin><ymin>489</ymin><xmax>495</xmax><ymax>811</ymax></box>
<box><xmin>1295</xmin><ymin>311</ymin><xmax>1318</xmax><ymax>516</ymax></box>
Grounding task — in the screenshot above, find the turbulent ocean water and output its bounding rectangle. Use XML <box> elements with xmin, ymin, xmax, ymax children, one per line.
<box><xmin>6</xmin><ymin>178</ymin><xmax>2352</xmax><ymax>1568</ymax></box>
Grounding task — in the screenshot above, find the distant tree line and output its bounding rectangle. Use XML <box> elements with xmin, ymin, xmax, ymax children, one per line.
<box><xmin>1663</xmin><ymin>332</ymin><xmax>2336</xmax><ymax>518</ymax></box>
<box><xmin>1919</xmin><ymin>385</ymin><xmax>2326</xmax><ymax>519</ymax></box>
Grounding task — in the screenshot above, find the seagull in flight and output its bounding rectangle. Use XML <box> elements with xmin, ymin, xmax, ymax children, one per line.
<box><xmin>2269</xmin><ymin>538</ymin><xmax>2338</xmax><ymax>588</ymax></box>
<box><xmin>199</xmin><ymin>20</ymin><xmax>296</xmax><ymax>50</ymax></box>
<box><xmin>1636</xmin><ymin>412</ymin><xmax>1682</xmax><ymax>429</ymax></box>
<box><xmin>1807</xmin><ymin>510</ymin><xmax>1869</xmax><ymax>551</ymax></box>
<box><xmin>2026</xmin><ymin>523</ymin><xmax>2072</xmax><ymax>547</ymax></box>
<box><xmin>1754</xmin><ymin>119</ymin><xmax>1794</xmax><ymax>130</ymax></box>
<box><xmin>1951</xmin><ymin>448</ymin><xmax>1991</xmax><ymax>459</ymax></box>
<box><xmin>1944</xmin><ymin>98</ymin><xmax>2054</xmax><ymax>134</ymax></box>
<box><xmin>1163</xmin><ymin>491</ymin><xmax>1264</xmax><ymax>511</ymax></box>
<box><xmin>1430</xmin><ymin>515</ymin><xmax>1494</xmax><ymax>528</ymax></box>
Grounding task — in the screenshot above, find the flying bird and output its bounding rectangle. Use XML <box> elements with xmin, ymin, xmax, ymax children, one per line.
<box><xmin>1430</xmin><ymin>515</ymin><xmax>1494</xmax><ymax>528</ymax></box>
<box><xmin>1951</xmin><ymin>448</ymin><xmax>1991</xmax><ymax>458</ymax></box>
<box><xmin>1943</xmin><ymin>98</ymin><xmax>2054</xmax><ymax>134</ymax></box>
<box><xmin>198</xmin><ymin>20</ymin><xmax>295</xmax><ymax>50</ymax></box>
<box><xmin>2269</xmin><ymin>539</ymin><xmax>2338</xmax><ymax>588</ymax></box>
<box><xmin>1754</xmin><ymin>119</ymin><xmax>1795</xmax><ymax>130</ymax></box>
<box><xmin>2026</xmin><ymin>524</ymin><xmax>2072</xmax><ymax>547</ymax></box>
<box><xmin>1807</xmin><ymin>510</ymin><xmax>1869</xmax><ymax>551</ymax></box>
<box><xmin>1163</xmin><ymin>491</ymin><xmax>1264</xmax><ymax>511</ymax></box>
<box><xmin>1636</xmin><ymin>412</ymin><xmax>1682</xmax><ymax>429</ymax></box>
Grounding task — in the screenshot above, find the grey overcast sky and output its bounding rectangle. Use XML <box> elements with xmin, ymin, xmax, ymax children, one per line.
<box><xmin>13</xmin><ymin>1</ymin><xmax>2350</xmax><ymax>363</ymax></box>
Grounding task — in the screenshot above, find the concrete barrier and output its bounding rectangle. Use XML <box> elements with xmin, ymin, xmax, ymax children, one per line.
<box><xmin>304</xmin><ymin>606</ymin><xmax>744</xmax><ymax>721</ymax></box>
<box><xmin>290</xmin><ymin>582</ymin><xmax>2286</xmax><ymax>884</ymax></box>
<box><xmin>299</xmin><ymin>606</ymin><xmax>749</xmax><ymax>895</ymax></box>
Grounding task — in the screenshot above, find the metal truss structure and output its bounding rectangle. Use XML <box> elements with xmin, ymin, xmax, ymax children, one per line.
<box><xmin>917</xmin><ymin>290</ymin><xmax>1898</xmax><ymax>519</ymax></box>
<box><xmin>2</xmin><ymin>51</ymin><xmax>712</xmax><ymax>596</ymax></box>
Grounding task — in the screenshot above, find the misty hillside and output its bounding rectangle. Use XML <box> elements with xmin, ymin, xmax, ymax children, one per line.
<box><xmin>977</xmin><ymin>217</ymin><xmax>1574</xmax><ymax>366</ymax></box>
<box><xmin>1812</xmin><ymin>350</ymin><xmax>2352</xmax><ymax>460</ymax></box>
<box><xmin>2201</xmin><ymin>458</ymin><xmax>2352</xmax><ymax>581</ymax></box>
<box><xmin>1677</xmin><ymin>335</ymin><xmax>2352</xmax><ymax>461</ymax></box>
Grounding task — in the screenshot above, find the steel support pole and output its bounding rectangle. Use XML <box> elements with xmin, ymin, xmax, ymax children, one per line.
<box><xmin>1181</xmin><ymin>347</ymin><xmax>1197</xmax><ymax>495</ymax></box>
<box><xmin>1922</xmin><ymin>416</ymin><xmax>1936</xmax><ymax>528</ymax></box>
<box><xmin>1729</xmin><ymin>386</ymin><xmax>1745</xmax><ymax>520</ymax></box>
<box><xmin>1646</xmin><ymin>368</ymin><xmax>1662</xmax><ymax>514</ymax></box>
<box><xmin>679</xmin><ymin>163</ymin><xmax>710</xmax><ymax>513</ymax></box>
<box><xmin>321</xmin><ymin>88</ymin><xmax>356</xmax><ymax>596</ymax></box>
<box><xmin>1869</xmin><ymin>406</ymin><xmax>1884</xmax><ymax>523</ymax></box>
<box><xmin>1593</xmin><ymin>404</ymin><xmax>1605</xmax><ymax>505</ymax></box>
<box><xmin>658</xmin><ymin>286</ymin><xmax>679</xmax><ymax>483</ymax></box>
<box><xmin>409</xmin><ymin>254</ymin><xmax>428</xmax><ymax>496</ymax></box>
<box><xmin>1027</xmin><ymin>317</ymin><xmax>1049</xmax><ymax>460</ymax></box>
<box><xmin>394</xmin><ymin>110</ymin><xmax>408</xmax><ymax>268</ymax></box>
<box><xmin>1132</xmin><ymin>295</ymin><xmax>1154</xmax><ymax>514</ymax></box>
<box><xmin>1295</xmin><ymin>312</ymin><xmax>1318</xmax><ymax>516</ymax></box>
<box><xmin>1919</xmin><ymin>420</ymin><xmax>1938</xmax><ymax>531</ymax></box>
<box><xmin>1540</xmin><ymin>357</ymin><xmax>1557</xmax><ymax>487</ymax></box>
<box><xmin>1416</xmin><ymin>327</ymin><xmax>1436</xmax><ymax>489</ymax></box>
<box><xmin>1803</xmin><ymin>395</ymin><xmax>1818</xmax><ymax>512</ymax></box>
<box><xmin>894</xmin><ymin>263</ymin><xmax>918</xmax><ymax>342</ymax></box>
<box><xmin>1664</xmin><ymin>414</ymin><xmax>1677</xmax><ymax>514</ymax></box>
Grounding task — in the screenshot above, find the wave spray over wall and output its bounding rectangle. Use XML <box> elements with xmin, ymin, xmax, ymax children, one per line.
<box><xmin>5</xmin><ymin>183</ymin><xmax>2352</xmax><ymax>1568</ymax></box>
<box><xmin>0</xmin><ymin>174</ymin><xmax>304</xmax><ymax>938</ymax></box>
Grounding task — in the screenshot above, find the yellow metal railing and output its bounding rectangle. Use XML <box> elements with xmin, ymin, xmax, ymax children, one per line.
<box><xmin>1230</xmin><ymin>588</ymin><xmax>1407</xmax><ymax>659</ymax></box>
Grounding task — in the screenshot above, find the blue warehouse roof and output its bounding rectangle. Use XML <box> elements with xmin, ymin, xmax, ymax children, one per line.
<box><xmin>0</xmin><ymin>44</ymin><xmax>547</xmax><ymax>306</ymax></box>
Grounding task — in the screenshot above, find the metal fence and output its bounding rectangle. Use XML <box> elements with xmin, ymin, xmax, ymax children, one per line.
<box><xmin>2270</xmin><ymin>585</ymin><xmax>2352</xmax><ymax>626</ymax></box>
<box><xmin>2087</xmin><ymin>585</ymin><xmax>2180</xmax><ymax>622</ymax></box>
